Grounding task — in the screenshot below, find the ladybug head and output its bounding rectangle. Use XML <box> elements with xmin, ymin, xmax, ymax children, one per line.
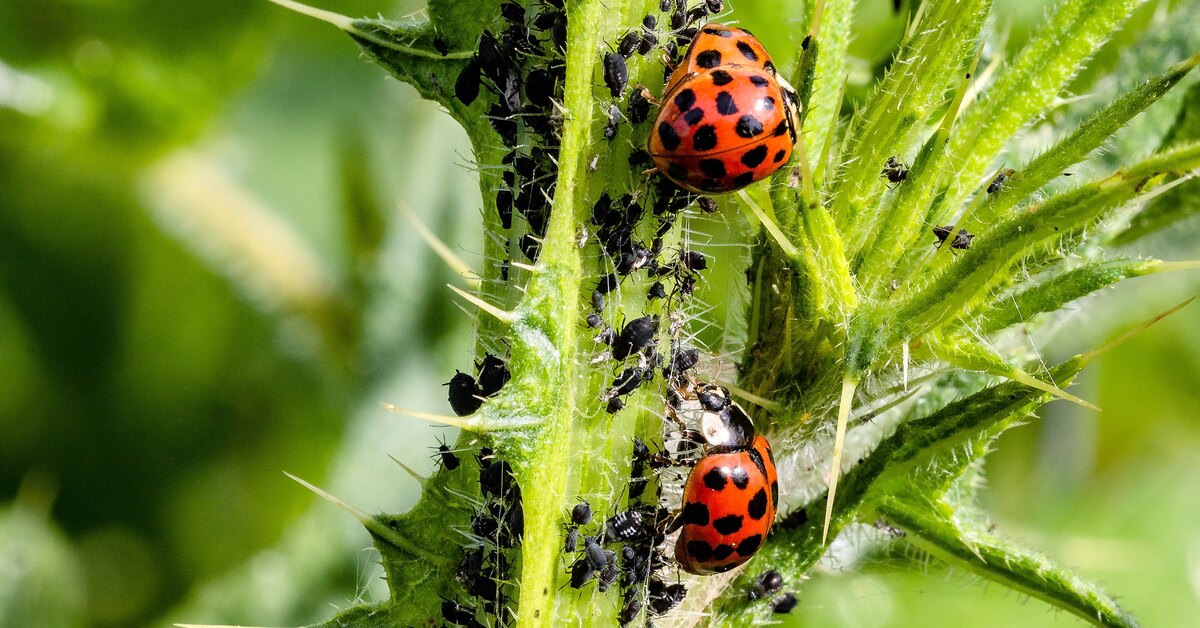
<box><xmin>700</xmin><ymin>398</ymin><xmax>757</xmax><ymax>450</ymax></box>
<box><xmin>776</xmin><ymin>74</ymin><xmax>803</xmax><ymax>144</ymax></box>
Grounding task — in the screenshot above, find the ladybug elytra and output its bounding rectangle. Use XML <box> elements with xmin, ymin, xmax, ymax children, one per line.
<box><xmin>649</xmin><ymin>25</ymin><xmax>801</xmax><ymax>194</ymax></box>
<box><xmin>674</xmin><ymin>389</ymin><xmax>779</xmax><ymax>575</ymax></box>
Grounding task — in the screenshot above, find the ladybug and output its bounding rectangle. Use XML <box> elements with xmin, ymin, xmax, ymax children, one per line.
<box><xmin>649</xmin><ymin>24</ymin><xmax>801</xmax><ymax>194</ymax></box>
<box><xmin>675</xmin><ymin>433</ymin><xmax>778</xmax><ymax>575</ymax></box>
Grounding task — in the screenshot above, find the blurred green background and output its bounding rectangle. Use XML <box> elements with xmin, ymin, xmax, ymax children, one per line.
<box><xmin>0</xmin><ymin>1</ymin><xmax>1196</xmax><ymax>626</ymax></box>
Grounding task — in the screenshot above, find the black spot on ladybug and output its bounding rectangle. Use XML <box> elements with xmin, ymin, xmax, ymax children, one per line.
<box><xmin>763</xmin><ymin>60</ymin><xmax>777</xmax><ymax>75</ymax></box>
<box><xmin>657</xmin><ymin>121</ymin><xmax>682</xmax><ymax>151</ymax></box>
<box><xmin>732</xmin><ymin>172</ymin><xmax>755</xmax><ymax>188</ymax></box>
<box><xmin>736</xmin><ymin>115</ymin><xmax>764</xmax><ymax>138</ymax></box>
<box><xmin>747</xmin><ymin>488</ymin><xmax>768</xmax><ymax>519</ymax></box>
<box><xmin>699</xmin><ymin>159</ymin><xmax>726</xmax><ymax>179</ymax></box>
<box><xmin>683</xmin><ymin>108</ymin><xmax>705</xmax><ymax>126</ymax></box>
<box><xmin>736</xmin><ymin>40</ymin><xmax>759</xmax><ymax>62</ymax></box>
<box><xmin>667</xmin><ymin>162</ymin><xmax>688</xmax><ymax>181</ymax></box>
<box><xmin>696</xmin><ymin>49</ymin><xmax>722</xmax><ymax>68</ymax></box>
<box><xmin>703</xmin><ymin>467</ymin><xmax>728</xmax><ymax>490</ymax></box>
<box><xmin>693</xmin><ymin>125</ymin><xmax>719</xmax><ymax>151</ymax></box>
<box><xmin>712</xmin><ymin>544</ymin><xmax>735</xmax><ymax>560</ymax></box>
<box><xmin>729</xmin><ymin>466</ymin><xmax>750</xmax><ymax>489</ymax></box>
<box><xmin>710</xmin><ymin>69</ymin><xmax>733</xmax><ymax>86</ymax></box>
<box><xmin>674</xmin><ymin>88</ymin><xmax>697</xmax><ymax>111</ymax></box>
<box><xmin>772</xmin><ymin>119</ymin><xmax>789</xmax><ymax>137</ymax></box>
<box><xmin>756</xmin><ymin>97</ymin><xmax>775</xmax><ymax>112</ymax></box>
<box><xmin>736</xmin><ymin>534</ymin><xmax>762</xmax><ymax>556</ymax></box>
<box><xmin>712</xmin><ymin>514</ymin><xmax>744</xmax><ymax>534</ymax></box>
<box><xmin>749</xmin><ymin>74</ymin><xmax>770</xmax><ymax>87</ymax></box>
<box><xmin>773</xmin><ymin>149</ymin><xmax>787</xmax><ymax>163</ymax></box>
<box><xmin>771</xmin><ymin>480</ymin><xmax>779</xmax><ymax>508</ymax></box>
<box><xmin>686</xmin><ymin>540</ymin><xmax>714</xmax><ymax>561</ymax></box>
<box><xmin>702</xmin><ymin>26</ymin><xmax>733</xmax><ymax>37</ymax></box>
<box><xmin>715</xmin><ymin>92</ymin><xmax>739</xmax><ymax>115</ymax></box>
<box><xmin>741</xmin><ymin>145</ymin><xmax>768</xmax><ymax>168</ymax></box>
<box><xmin>682</xmin><ymin>501</ymin><xmax>710</xmax><ymax>526</ymax></box>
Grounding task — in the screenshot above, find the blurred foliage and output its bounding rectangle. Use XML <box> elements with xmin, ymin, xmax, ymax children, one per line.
<box><xmin>0</xmin><ymin>0</ymin><xmax>1196</xmax><ymax>627</ymax></box>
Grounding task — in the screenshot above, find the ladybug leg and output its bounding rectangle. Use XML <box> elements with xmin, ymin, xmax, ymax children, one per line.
<box><xmin>663</xmin><ymin>509</ymin><xmax>685</xmax><ymax>535</ymax></box>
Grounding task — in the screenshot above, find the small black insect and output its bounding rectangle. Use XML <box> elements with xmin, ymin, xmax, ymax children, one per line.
<box><xmin>771</xmin><ymin>592</ymin><xmax>799</xmax><ymax>614</ymax></box>
<box><xmin>586</xmin><ymin>313</ymin><xmax>603</xmax><ymax>328</ymax></box>
<box><xmin>591</xmin><ymin>289</ymin><xmax>605</xmax><ymax>312</ymax></box>
<box><xmin>932</xmin><ymin>224</ymin><xmax>975</xmax><ymax>250</ymax></box>
<box><xmin>479</xmin><ymin>458</ymin><xmax>521</xmax><ymax>503</ymax></box>
<box><xmin>564</xmin><ymin>526</ymin><xmax>580</xmax><ymax>553</ymax></box>
<box><xmin>627</xmin><ymin>88</ymin><xmax>652</xmax><ymax>123</ymax></box>
<box><xmin>697</xmin><ymin>196</ymin><xmax>718</xmax><ymax>213</ymax></box>
<box><xmin>619</xmin><ymin>595</ymin><xmax>643</xmax><ymax>626</ymax></box>
<box><xmin>572</xmin><ymin>501</ymin><xmax>593</xmax><ymax>525</ymax></box>
<box><xmin>606</xmin><ymin>396</ymin><xmax>625</xmax><ymax>414</ymax></box>
<box><xmin>582</xmin><ymin>535</ymin><xmax>613</xmax><ymax>570</ymax></box>
<box><xmin>446</xmin><ymin>371</ymin><xmax>483</xmax><ymax>416</ymax></box>
<box><xmin>638</xmin><ymin>30</ymin><xmax>658</xmax><ymax>55</ymax></box>
<box><xmin>648</xmin><ymin>579</ymin><xmax>687</xmax><ymax>615</ymax></box>
<box><xmin>605</xmin><ymin>509</ymin><xmax>644</xmax><ymax>542</ymax></box>
<box><xmin>569</xmin><ymin>557</ymin><xmax>595</xmax><ymax>588</ymax></box>
<box><xmin>612</xmin><ymin>315</ymin><xmax>658</xmax><ymax>360</ymax></box>
<box><xmin>618</xmin><ymin>30</ymin><xmax>641</xmax><ymax>58</ymax></box>
<box><xmin>706</xmin><ymin>0</ymin><xmax>724</xmax><ymax>12</ymax></box>
<box><xmin>455</xmin><ymin>58</ymin><xmax>482</xmax><ymax>105</ymax></box>
<box><xmin>604</xmin><ymin>103</ymin><xmax>621</xmax><ymax>140</ymax></box>
<box><xmin>499</xmin><ymin>1</ymin><xmax>526</xmax><ymax>24</ymax></box>
<box><xmin>750</xmin><ymin>569</ymin><xmax>784</xmax><ymax>600</ymax></box>
<box><xmin>881</xmin><ymin>155</ymin><xmax>909</xmax><ymax>186</ymax></box>
<box><xmin>603</xmin><ymin>52</ymin><xmax>628</xmax><ymax>98</ymax></box>
<box><xmin>596</xmin><ymin>326</ymin><xmax>617</xmax><ymax>346</ymax></box>
<box><xmin>441</xmin><ymin>599</ymin><xmax>483</xmax><ymax>628</ymax></box>
<box><xmin>664</xmin><ymin>346</ymin><xmax>700</xmax><ymax>378</ymax></box>
<box><xmin>434</xmin><ymin>441</ymin><xmax>461</xmax><ymax>471</ymax></box>
<box><xmin>433</xmin><ymin>36</ymin><xmax>450</xmax><ymax>56</ymax></box>
<box><xmin>476</xmin><ymin>353</ymin><xmax>511</xmax><ymax>397</ymax></box>
<box><xmin>682</xmin><ymin>250</ymin><xmax>707</xmax><ymax>271</ymax></box>
<box><xmin>660</xmin><ymin>0</ymin><xmax>673</xmax><ymax>12</ymax></box>
<box><xmin>611</xmin><ymin>368</ymin><xmax>644</xmax><ymax>397</ymax></box>
<box><xmin>647</xmin><ymin>282</ymin><xmax>667</xmax><ymax>300</ymax></box>
<box><xmin>597</xmin><ymin>563</ymin><xmax>619</xmax><ymax>592</ymax></box>
<box><xmin>988</xmin><ymin>167</ymin><xmax>1016</xmax><ymax>194</ymax></box>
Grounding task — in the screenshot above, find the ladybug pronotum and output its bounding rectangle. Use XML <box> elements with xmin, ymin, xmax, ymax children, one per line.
<box><xmin>649</xmin><ymin>24</ymin><xmax>801</xmax><ymax>194</ymax></box>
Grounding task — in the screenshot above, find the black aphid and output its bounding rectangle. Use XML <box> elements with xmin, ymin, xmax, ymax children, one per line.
<box><xmin>446</xmin><ymin>371</ymin><xmax>482</xmax><ymax>416</ymax></box>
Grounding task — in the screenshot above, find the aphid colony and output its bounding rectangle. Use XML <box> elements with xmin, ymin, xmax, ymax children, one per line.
<box><xmin>433</xmin><ymin>2</ymin><xmax>805</xmax><ymax>624</ymax></box>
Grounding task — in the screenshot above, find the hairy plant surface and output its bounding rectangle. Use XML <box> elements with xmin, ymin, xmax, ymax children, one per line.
<box><xmin>257</xmin><ymin>0</ymin><xmax>1200</xmax><ymax>626</ymax></box>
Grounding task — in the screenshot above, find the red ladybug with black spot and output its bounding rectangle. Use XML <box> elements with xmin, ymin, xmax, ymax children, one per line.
<box><xmin>649</xmin><ymin>24</ymin><xmax>801</xmax><ymax>194</ymax></box>
<box><xmin>674</xmin><ymin>393</ymin><xmax>779</xmax><ymax>575</ymax></box>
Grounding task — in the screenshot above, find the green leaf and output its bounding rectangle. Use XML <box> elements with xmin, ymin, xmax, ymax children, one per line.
<box><xmin>968</xmin><ymin>51</ymin><xmax>1200</xmax><ymax>231</ymax></box>
<box><xmin>946</xmin><ymin>0</ymin><xmax>1152</xmax><ymax>206</ymax></box>
<box><xmin>874</xmin><ymin>495</ymin><xmax>1140</xmax><ymax>628</ymax></box>
<box><xmin>832</xmin><ymin>0</ymin><xmax>991</xmax><ymax>247</ymax></box>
